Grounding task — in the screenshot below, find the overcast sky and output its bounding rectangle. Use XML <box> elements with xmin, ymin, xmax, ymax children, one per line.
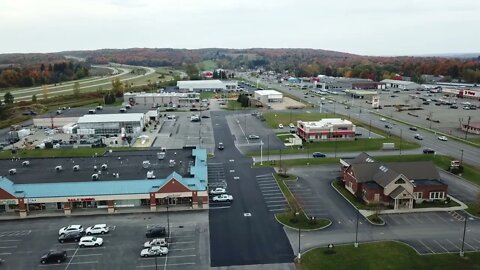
<box><xmin>1</xmin><ymin>0</ymin><xmax>479</xmax><ymax>56</ymax></box>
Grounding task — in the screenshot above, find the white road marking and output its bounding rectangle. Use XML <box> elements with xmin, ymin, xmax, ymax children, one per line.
<box><xmin>418</xmin><ymin>240</ymin><xmax>435</xmax><ymax>254</ymax></box>
<box><xmin>64</xmin><ymin>247</ymin><xmax>79</xmax><ymax>270</ymax></box>
<box><xmin>446</xmin><ymin>239</ymin><xmax>461</xmax><ymax>250</ymax></box>
<box><xmin>0</xmin><ymin>246</ymin><xmax>17</xmax><ymax>249</ymax></box>
<box><xmin>433</xmin><ymin>240</ymin><xmax>449</xmax><ymax>252</ymax></box>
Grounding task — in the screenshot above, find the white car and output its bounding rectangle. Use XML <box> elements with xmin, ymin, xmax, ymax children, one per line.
<box><xmin>59</xmin><ymin>225</ymin><xmax>83</xmax><ymax>236</ymax></box>
<box><xmin>210</xmin><ymin>187</ymin><xmax>226</xmax><ymax>195</ymax></box>
<box><xmin>79</xmin><ymin>236</ymin><xmax>103</xmax><ymax>247</ymax></box>
<box><xmin>212</xmin><ymin>194</ymin><xmax>233</xmax><ymax>202</ymax></box>
<box><xmin>289</xmin><ymin>123</ymin><xmax>295</xmax><ymax>128</ymax></box>
<box><xmin>140</xmin><ymin>246</ymin><xmax>169</xmax><ymax>257</ymax></box>
<box><xmin>278</xmin><ymin>124</ymin><xmax>284</xmax><ymax>129</ymax></box>
<box><xmin>248</xmin><ymin>135</ymin><xmax>260</xmax><ymax>140</ymax></box>
<box><xmin>438</xmin><ymin>136</ymin><xmax>448</xmax><ymax>141</ymax></box>
<box><xmin>380</xmin><ymin>118</ymin><xmax>386</xmax><ymax>122</ymax></box>
<box><xmin>85</xmin><ymin>224</ymin><xmax>109</xmax><ymax>235</ymax></box>
<box><xmin>144</xmin><ymin>238</ymin><xmax>167</xmax><ymax>248</ymax></box>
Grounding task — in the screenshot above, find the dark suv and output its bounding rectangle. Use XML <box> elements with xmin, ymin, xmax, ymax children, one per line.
<box><xmin>146</xmin><ymin>226</ymin><xmax>166</xmax><ymax>238</ymax></box>
<box><xmin>40</xmin><ymin>250</ymin><xmax>67</xmax><ymax>264</ymax></box>
<box><xmin>58</xmin><ymin>231</ymin><xmax>85</xmax><ymax>243</ymax></box>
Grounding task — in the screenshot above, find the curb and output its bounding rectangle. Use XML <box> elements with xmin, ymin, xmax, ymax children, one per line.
<box><xmin>274</xmin><ymin>213</ymin><xmax>332</xmax><ymax>231</ymax></box>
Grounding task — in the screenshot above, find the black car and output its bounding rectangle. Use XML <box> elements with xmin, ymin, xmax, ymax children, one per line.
<box><xmin>40</xmin><ymin>250</ymin><xmax>67</xmax><ymax>264</ymax></box>
<box><xmin>385</xmin><ymin>124</ymin><xmax>392</xmax><ymax>129</ymax></box>
<box><xmin>409</xmin><ymin>127</ymin><xmax>417</xmax><ymax>131</ymax></box>
<box><xmin>423</xmin><ymin>148</ymin><xmax>435</xmax><ymax>154</ymax></box>
<box><xmin>312</xmin><ymin>152</ymin><xmax>326</xmax><ymax>158</ymax></box>
<box><xmin>146</xmin><ymin>226</ymin><xmax>166</xmax><ymax>238</ymax></box>
<box><xmin>58</xmin><ymin>231</ymin><xmax>85</xmax><ymax>243</ymax></box>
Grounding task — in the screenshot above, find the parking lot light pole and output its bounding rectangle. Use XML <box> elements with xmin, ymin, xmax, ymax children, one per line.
<box><xmin>166</xmin><ymin>199</ymin><xmax>170</xmax><ymax>242</ymax></box>
<box><xmin>155</xmin><ymin>255</ymin><xmax>158</xmax><ymax>270</ymax></box>
<box><xmin>354</xmin><ymin>211</ymin><xmax>359</xmax><ymax>248</ymax></box>
<box><xmin>460</xmin><ymin>212</ymin><xmax>468</xmax><ymax>257</ymax></box>
<box><xmin>399</xmin><ymin>129</ymin><xmax>403</xmax><ymax>155</ymax></box>
<box><xmin>296</xmin><ymin>212</ymin><xmax>301</xmax><ymax>263</ymax></box>
<box><xmin>260</xmin><ymin>139</ymin><xmax>263</xmax><ymax>165</ymax></box>
<box><xmin>460</xmin><ymin>149</ymin><xmax>464</xmax><ymax>166</ymax></box>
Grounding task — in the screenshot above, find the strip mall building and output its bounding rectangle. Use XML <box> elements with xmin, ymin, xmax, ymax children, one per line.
<box><xmin>296</xmin><ymin>118</ymin><xmax>356</xmax><ymax>142</ymax></box>
<box><xmin>0</xmin><ymin>148</ymin><xmax>208</xmax><ymax>218</ymax></box>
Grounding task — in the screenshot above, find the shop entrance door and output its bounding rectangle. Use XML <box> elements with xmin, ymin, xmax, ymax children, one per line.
<box><xmin>168</xmin><ymin>197</ymin><xmax>177</xmax><ymax>205</ymax></box>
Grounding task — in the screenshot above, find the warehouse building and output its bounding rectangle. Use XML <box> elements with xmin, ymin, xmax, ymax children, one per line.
<box><xmin>381</xmin><ymin>79</ymin><xmax>420</xmax><ymax>90</ymax></box>
<box><xmin>296</xmin><ymin>118</ymin><xmax>356</xmax><ymax>141</ymax></box>
<box><xmin>0</xmin><ymin>148</ymin><xmax>208</xmax><ymax>218</ymax></box>
<box><xmin>124</xmin><ymin>92</ymin><xmax>200</xmax><ymax>108</ymax></box>
<box><xmin>254</xmin><ymin>90</ymin><xmax>283</xmax><ymax>104</ymax></box>
<box><xmin>77</xmin><ymin>113</ymin><xmax>145</xmax><ymax>136</ymax></box>
<box><xmin>315</xmin><ymin>77</ymin><xmax>385</xmax><ymax>92</ymax></box>
<box><xmin>176</xmin><ymin>80</ymin><xmax>238</xmax><ymax>92</ymax></box>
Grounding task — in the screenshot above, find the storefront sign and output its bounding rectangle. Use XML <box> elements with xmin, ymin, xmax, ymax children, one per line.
<box><xmin>67</xmin><ymin>197</ymin><xmax>95</xmax><ymax>202</ymax></box>
<box><xmin>0</xmin><ymin>199</ymin><xmax>17</xmax><ymax>205</ymax></box>
<box><xmin>27</xmin><ymin>198</ymin><xmax>38</xmax><ymax>203</ymax></box>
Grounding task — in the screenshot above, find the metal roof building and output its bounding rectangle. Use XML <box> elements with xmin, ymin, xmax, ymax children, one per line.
<box><xmin>77</xmin><ymin>113</ymin><xmax>145</xmax><ymax>136</ymax></box>
<box><xmin>177</xmin><ymin>80</ymin><xmax>238</xmax><ymax>92</ymax></box>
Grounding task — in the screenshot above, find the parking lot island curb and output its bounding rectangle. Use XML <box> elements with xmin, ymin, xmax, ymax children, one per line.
<box><xmin>274</xmin><ymin>214</ymin><xmax>332</xmax><ymax>231</ymax></box>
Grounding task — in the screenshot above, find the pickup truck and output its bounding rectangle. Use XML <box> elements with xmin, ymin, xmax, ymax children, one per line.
<box><xmin>212</xmin><ymin>194</ymin><xmax>233</xmax><ymax>202</ymax></box>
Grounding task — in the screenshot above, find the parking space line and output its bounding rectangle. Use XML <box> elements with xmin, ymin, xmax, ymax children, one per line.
<box><xmin>461</xmin><ymin>239</ymin><xmax>476</xmax><ymax>250</ymax></box>
<box><xmin>0</xmin><ymin>246</ymin><xmax>17</xmax><ymax>249</ymax></box>
<box><xmin>0</xmin><ymin>252</ymin><xmax>11</xmax><ymax>256</ymax></box>
<box><xmin>418</xmin><ymin>240</ymin><xmax>435</xmax><ymax>254</ymax></box>
<box><xmin>433</xmin><ymin>212</ymin><xmax>449</xmax><ymax>222</ymax></box>
<box><xmin>167</xmin><ymin>254</ymin><xmax>196</xmax><ymax>258</ymax></box>
<box><xmin>74</xmin><ymin>254</ymin><xmax>103</xmax><ymax>257</ymax></box>
<box><xmin>446</xmin><ymin>239</ymin><xmax>460</xmax><ymax>250</ymax></box>
<box><xmin>169</xmin><ymin>248</ymin><xmax>195</xmax><ymax>252</ymax></box>
<box><xmin>171</xmin><ymin>241</ymin><xmax>194</xmax><ymax>244</ymax></box>
<box><xmin>422</xmin><ymin>214</ymin><xmax>436</xmax><ymax>223</ymax></box>
<box><xmin>64</xmin><ymin>247</ymin><xmax>79</xmax><ymax>270</ymax></box>
<box><xmin>0</xmin><ymin>240</ymin><xmax>21</xmax><ymax>242</ymax></box>
<box><xmin>167</xmin><ymin>262</ymin><xmax>196</xmax><ymax>266</ymax></box>
<box><xmin>265</xmin><ymin>199</ymin><xmax>286</xmax><ymax>203</ymax></box>
<box><xmin>433</xmin><ymin>240</ymin><xmax>449</xmax><ymax>253</ymax></box>
<box><xmin>411</xmin><ymin>215</ymin><xmax>424</xmax><ymax>224</ymax></box>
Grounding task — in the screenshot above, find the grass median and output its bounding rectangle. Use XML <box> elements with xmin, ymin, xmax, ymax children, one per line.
<box><xmin>273</xmin><ymin>173</ymin><xmax>330</xmax><ymax>229</ymax></box>
<box><xmin>300</xmin><ymin>241</ymin><xmax>480</xmax><ymax>270</ymax></box>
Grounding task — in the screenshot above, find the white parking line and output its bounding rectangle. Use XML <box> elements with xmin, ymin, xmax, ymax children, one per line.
<box><xmin>434</xmin><ymin>213</ymin><xmax>449</xmax><ymax>222</ymax></box>
<box><xmin>265</xmin><ymin>199</ymin><xmax>286</xmax><ymax>203</ymax></box>
<box><xmin>74</xmin><ymin>254</ymin><xmax>103</xmax><ymax>257</ymax></box>
<box><xmin>433</xmin><ymin>240</ymin><xmax>449</xmax><ymax>252</ymax></box>
<box><xmin>0</xmin><ymin>252</ymin><xmax>11</xmax><ymax>256</ymax></box>
<box><xmin>168</xmin><ymin>248</ymin><xmax>196</xmax><ymax>252</ymax></box>
<box><xmin>263</xmin><ymin>196</ymin><xmax>285</xmax><ymax>199</ymax></box>
<box><xmin>461</xmin><ymin>239</ymin><xmax>476</xmax><ymax>250</ymax></box>
<box><xmin>418</xmin><ymin>240</ymin><xmax>435</xmax><ymax>254</ymax></box>
<box><xmin>0</xmin><ymin>240</ymin><xmax>21</xmax><ymax>242</ymax></box>
<box><xmin>64</xmin><ymin>247</ymin><xmax>79</xmax><ymax>270</ymax></box>
<box><xmin>446</xmin><ymin>239</ymin><xmax>460</xmax><ymax>250</ymax></box>
<box><xmin>422</xmin><ymin>214</ymin><xmax>436</xmax><ymax>223</ymax></box>
<box><xmin>0</xmin><ymin>246</ymin><xmax>17</xmax><ymax>249</ymax></box>
<box><xmin>167</xmin><ymin>254</ymin><xmax>196</xmax><ymax>258</ymax></box>
<box><xmin>167</xmin><ymin>262</ymin><xmax>196</xmax><ymax>266</ymax></box>
<box><xmin>171</xmin><ymin>241</ymin><xmax>195</xmax><ymax>244</ymax></box>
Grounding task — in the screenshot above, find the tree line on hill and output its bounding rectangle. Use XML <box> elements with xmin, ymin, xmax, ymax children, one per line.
<box><xmin>0</xmin><ymin>61</ymin><xmax>90</xmax><ymax>88</ymax></box>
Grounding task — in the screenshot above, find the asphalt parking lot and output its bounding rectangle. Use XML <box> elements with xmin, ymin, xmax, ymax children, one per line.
<box><xmin>0</xmin><ymin>212</ymin><xmax>209</xmax><ymax>270</ymax></box>
<box><xmin>255</xmin><ymin>174</ymin><xmax>288</xmax><ymax>214</ymax></box>
<box><xmin>154</xmin><ymin>111</ymin><xmax>214</xmax><ymax>153</ymax></box>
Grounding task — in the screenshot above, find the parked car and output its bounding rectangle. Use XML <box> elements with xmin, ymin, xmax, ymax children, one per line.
<box><xmin>58</xmin><ymin>225</ymin><xmax>83</xmax><ymax>236</ymax></box>
<box><xmin>146</xmin><ymin>226</ymin><xmax>166</xmax><ymax>238</ymax></box>
<box><xmin>423</xmin><ymin>148</ymin><xmax>435</xmax><ymax>154</ymax></box>
<box><xmin>414</xmin><ymin>134</ymin><xmax>423</xmax><ymax>140</ymax></box>
<box><xmin>140</xmin><ymin>246</ymin><xmax>169</xmax><ymax>257</ymax></box>
<box><xmin>312</xmin><ymin>152</ymin><xmax>326</xmax><ymax>158</ymax></box>
<box><xmin>218</xmin><ymin>142</ymin><xmax>224</xmax><ymax>150</ymax></box>
<box><xmin>212</xmin><ymin>194</ymin><xmax>233</xmax><ymax>202</ymax></box>
<box><xmin>289</xmin><ymin>123</ymin><xmax>295</xmax><ymax>129</ymax></box>
<box><xmin>79</xmin><ymin>236</ymin><xmax>103</xmax><ymax>247</ymax></box>
<box><xmin>210</xmin><ymin>187</ymin><xmax>226</xmax><ymax>195</ymax></box>
<box><xmin>85</xmin><ymin>224</ymin><xmax>109</xmax><ymax>235</ymax></box>
<box><xmin>278</xmin><ymin>124</ymin><xmax>284</xmax><ymax>129</ymax></box>
<box><xmin>385</xmin><ymin>124</ymin><xmax>393</xmax><ymax>129</ymax></box>
<box><xmin>143</xmin><ymin>238</ymin><xmax>167</xmax><ymax>248</ymax></box>
<box><xmin>438</xmin><ymin>136</ymin><xmax>448</xmax><ymax>141</ymax></box>
<box><xmin>248</xmin><ymin>135</ymin><xmax>260</xmax><ymax>140</ymax></box>
<box><xmin>40</xmin><ymin>250</ymin><xmax>67</xmax><ymax>264</ymax></box>
<box><xmin>380</xmin><ymin>118</ymin><xmax>387</xmax><ymax>122</ymax></box>
<box><xmin>58</xmin><ymin>231</ymin><xmax>85</xmax><ymax>243</ymax></box>
<box><xmin>409</xmin><ymin>127</ymin><xmax>417</xmax><ymax>131</ymax></box>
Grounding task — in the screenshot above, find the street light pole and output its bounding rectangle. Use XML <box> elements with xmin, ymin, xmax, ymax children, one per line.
<box><xmin>354</xmin><ymin>211</ymin><xmax>359</xmax><ymax>247</ymax></box>
<box><xmin>399</xmin><ymin>129</ymin><xmax>403</xmax><ymax>155</ymax></box>
<box><xmin>460</xmin><ymin>212</ymin><xmax>468</xmax><ymax>257</ymax></box>
<box><xmin>260</xmin><ymin>139</ymin><xmax>263</xmax><ymax>165</ymax></box>
<box><xmin>166</xmin><ymin>200</ymin><xmax>170</xmax><ymax>241</ymax></box>
<box><xmin>460</xmin><ymin>149</ymin><xmax>464</xmax><ymax>166</ymax></box>
<box><xmin>368</xmin><ymin>120</ymin><xmax>372</xmax><ymax>139</ymax></box>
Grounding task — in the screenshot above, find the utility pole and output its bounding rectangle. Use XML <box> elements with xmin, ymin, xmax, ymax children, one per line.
<box><xmin>464</xmin><ymin>116</ymin><xmax>471</xmax><ymax>140</ymax></box>
<box><xmin>399</xmin><ymin>129</ymin><xmax>403</xmax><ymax>155</ymax></box>
<box><xmin>260</xmin><ymin>139</ymin><xmax>263</xmax><ymax>165</ymax></box>
<box><xmin>368</xmin><ymin>120</ymin><xmax>372</xmax><ymax>139</ymax></box>
<box><xmin>354</xmin><ymin>211</ymin><xmax>359</xmax><ymax>248</ymax></box>
<box><xmin>460</xmin><ymin>149</ymin><xmax>464</xmax><ymax>166</ymax></box>
<box><xmin>460</xmin><ymin>212</ymin><xmax>468</xmax><ymax>257</ymax></box>
<box><xmin>267</xmin><ymin>135</ymin><xmax>270</xmax><ymax>163</ymax></box>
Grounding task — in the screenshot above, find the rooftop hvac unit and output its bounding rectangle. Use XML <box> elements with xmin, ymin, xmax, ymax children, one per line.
<box><xmin>147</xmin><ymin>171</ymin><xmax>156</xmax><ymax>179</ymax></box>
<box><xmin>22</xmin><ymin>161</ymin><xmax>30</xmax><ymax>167</ymax></box>
<box><xmin>101</xmin><ymin>164</ymin><xmax>108</xmax><ymax>170</ymax></box>
<box><xmin>55</xmin><ymin>166</ymin><xmax>63</xmax><ymax>172</ymax></box>
<box><xmin>169</xmin><ymin>160</ymin><xmax>176</xmax><ymax>168</ymax></box>
<box><xmin>73</xmin><ymin>165</ymin><xmax>80</xmax><ymax>171</ymax></box>
<box><xmin>9</xmin><ymin>168</ymin><xmax>16</xmax><ymax>175</ymax></box>
<box><xmin>142</xmin><ymin>160</ymin><xmax>151</xmax><ymax>168</ymax></box>
<box><xmin>92</xmin><ymin>174</ymin><xmax>99</xmax><ymax>180</ymax></box>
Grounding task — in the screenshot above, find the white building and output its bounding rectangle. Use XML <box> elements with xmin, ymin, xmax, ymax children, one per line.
<box><xmin>77</xmin><ymin>113</ymin><xmax>145</xmax><ymax>136</ymax></box>
<box><xmin>381</xmin><ymin>79</ymin><xmax>420</xmax><ymax>90</ymax></box>
<box><xmin>296</xmin><ymin>118</ymin><xmax>356</xmax><ymax>141</ymax></box>
<box><xmin>176</xmin><ymin>80</ymin><xmax>238</xmax><ymax>92</ymax></box>
<box><xmin>254</xmin><ymin>90</ymin><xmax>283</xmax><ymax>104</ymax></box>
<box><xmin>124</xmin><ymin>92</ymin><xmax>200</xmax><ymax>108</ymax></box>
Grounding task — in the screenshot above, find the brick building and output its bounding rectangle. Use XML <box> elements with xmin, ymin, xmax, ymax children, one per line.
<box><xmin>340</xmin><ymin>153</ymin><xmax>448</xmax><ymax>210</ymax></box>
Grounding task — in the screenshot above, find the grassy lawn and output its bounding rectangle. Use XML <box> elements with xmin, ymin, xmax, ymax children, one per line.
<box><xmin>300</xmin><ymin>241</ymin><xmax>480</xmax><ymax>270</ymax></box>
<box><xmin>273</xmin><ymin>173</ymin><xmax>330</xmax><ymax>229</ymax></box>
<box><xmin>0</xmin><ymin>147</ymin><xmax>136</xmax><ymax>159</ymax></box>
<box><xmin>366</xmin><ymin>214</ymin><xmax>384</xmax><ymax>224</ymax></box>
<box><xmin>254</xmin><ymin>157</ymin><xmax>339</xmax><ymax>168</ymax></box>
<box><xmin>226</xmin><ymin>100</ymin><xmax>250</xmax><ymax>110</ymax></box>
<box><xmin>414</xmin><ymin>198</ymin><xmax>460</xmax><ymax>208</ymax></box>
<box><xmin>466</xmin><ymin>203</ymin><xmax>480</xmax><ymax>217</ymax></box>
<box><xmin>196</xmin><ymin>60</ymin><xmax>218</xmax><ymax>70</ymax></box>
<box><xmin>199</xmin><ymin>92</ymin><xmax>217</xmax><ymax>99</ymax></box>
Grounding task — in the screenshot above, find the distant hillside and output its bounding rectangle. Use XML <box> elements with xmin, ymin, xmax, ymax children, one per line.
<box><xmin>1</xmin><ymin>48</ymin><xmax>480</xmax><ymax>83</ymax></box>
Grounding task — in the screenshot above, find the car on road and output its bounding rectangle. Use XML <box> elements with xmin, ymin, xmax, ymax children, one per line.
<box><xmin>201</xmin><ymin>115</ymin><xmax>210</xmax><ymax>118</ymax></box>
<box><xmin>423</xmin><ymin>148</ymin><xmax>435</xmax><ymax>154</ymax></box>
<box><xmin>212</xmin><ymin>194</ymin><xmax>233</xmax><ymax>202</ymax></box>
<box><xmin>79</xmin><ymin>236</ymin><xmax>103</xmax><ymax>247</ymax></box>
<box><xmin>409</xmin><ymin>127</ymin><xmax>417</xmax><ymax>131</ymax></box>
<box><xmin>438</xmin><ymin>136</ymin><xmax>448</xmax><ymax>141</ymax></box>
<box><xmin>218</xmin><ymin>142</ymin><xmax>224</xmax><ymax>150</ymax></box>
<box><xmin>380</xmin><ymin>118</ymin><xmax>386</xmax><ymax>122</ymax></box>
<box><xmin>146</xmin><ymin>226</ymin><xmax>166</xmax><ymax>238</ymax></box>
<box><xmin>144</xmin><ymin>238</ymin><xmax>168</xmax><ymax>248</ymax></box>
<box><xmin>140</xmin><ymin>246</ymin><xmax>169</xmax><ymax>257</ymax></box>
<box><xmin>85</xmin><ymin>224</ymin><xmax>109</xmax><ymax>235</ymax></box>
<box><xmin>248</xmin><ymin>135</ymin><xmax>260</xmax><ymax>140</ymax></box>
<box><xmin>289</xmin><ymin>123</ymin><xmax>295</xmax><ymax>128</ymax></box>
<box><xmin>414</xmin><ymin>134</ymin><xmax>423</xmax><ymax>140</ymax></box>
<box><xmin>210</xmin><ymin>187</ymin><xmax>226</xmax><ymax>195</ymax></box>
<box><xmin>40</xmin><ymin>250</ymin><xmax>67</xmax><ymax>264</ymax></box>
<box><xmin>312</xmin><ymin>152</ymin><xmax>326</xmax><ymax>158</ymax></box>
<box><xmin>58</xmin><ymin>225</ymin><xmax>83</xmax><ymax>236</ymax></box>
<box><xmin>385</xmin><ymin>124</ymin><xmax>393</xmax><ymax>129</ymax></box>
<box><xmin>58</xmin><ymin>231</ymin><xmax>85</xmax><ymax>243</ymax></box>
<box><xmin>278</xmin><ymin>124</ymin><xmax>284</xmax><ymax>129</ymax></box>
